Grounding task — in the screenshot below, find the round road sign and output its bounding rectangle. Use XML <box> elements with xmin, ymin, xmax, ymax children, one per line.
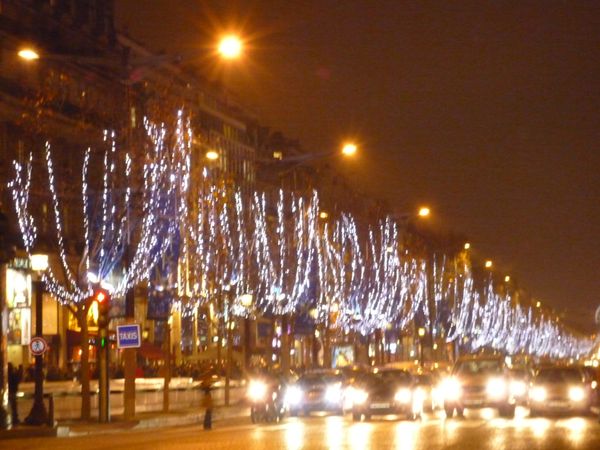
<box><xmin>29</xmin><ymin>336</ymin><xmax>48</xmax><ymax>356</ymax></box>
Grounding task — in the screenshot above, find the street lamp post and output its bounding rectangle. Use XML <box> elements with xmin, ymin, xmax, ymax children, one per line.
<box><xmin>25</xmin><ymin>252</ymin><xmax>49</xmax><ymax>426</ymax></box>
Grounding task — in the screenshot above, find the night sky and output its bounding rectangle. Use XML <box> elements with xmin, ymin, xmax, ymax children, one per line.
<box><xmin>116</xmin><ymin>1</ymin><xmax>600</xmax><ymax>333</ymax></box>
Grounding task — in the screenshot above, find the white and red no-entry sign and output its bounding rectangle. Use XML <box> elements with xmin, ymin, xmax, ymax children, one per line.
<box><xmin>29</xmin><ymin>336</ymin><xmax>48</xmax><ymax>356</ymax></box>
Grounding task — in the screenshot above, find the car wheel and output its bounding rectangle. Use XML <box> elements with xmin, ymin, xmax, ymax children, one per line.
<box><xmin>445</xmin><ymin>406</ymin><xmax>454</xmax><ymax>418</ymax></box>
<box><xmin>352</xmin><ymin>412</ymin><xmax>361</xmax><ymax>421</ymax></box>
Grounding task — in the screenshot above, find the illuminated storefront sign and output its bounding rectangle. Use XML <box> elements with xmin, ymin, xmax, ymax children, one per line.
<box><xmin>5</xmin><ymin>268</ymin><xmax>32</xmax><ymax>345</ymax></box>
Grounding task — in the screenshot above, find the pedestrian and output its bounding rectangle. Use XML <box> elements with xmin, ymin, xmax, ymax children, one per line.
<box><xmin>8</xmin><ymin>363</ymin><xmax>23</xmax><ymax>425</ymax></box>
<box><xmin>201</xmin><ymin>380</ymin><xmax>213</xmax><ymax>430</ymax></box>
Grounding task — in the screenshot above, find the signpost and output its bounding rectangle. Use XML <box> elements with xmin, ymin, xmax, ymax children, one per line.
<box><xmin>117</xmin><ymin>324</ymin><xmax>141</xmax><ymax>349</ymax></box>
<box><xmin>29</xmin><ymin>337</ymin><xmax>48</xmax><ymax>356</ymax></box>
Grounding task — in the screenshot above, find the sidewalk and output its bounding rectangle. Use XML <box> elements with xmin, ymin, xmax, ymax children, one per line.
<box><xmin>0</xmin><ymin>403</ymin><xmax>250</xmax><ymax>440</ymax></box>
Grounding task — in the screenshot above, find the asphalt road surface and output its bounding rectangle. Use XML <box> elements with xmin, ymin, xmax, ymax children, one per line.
<box><xmin>3</xmin><ymin>409</ymin><xmax>599</xmax><ymax>450</ymax></box>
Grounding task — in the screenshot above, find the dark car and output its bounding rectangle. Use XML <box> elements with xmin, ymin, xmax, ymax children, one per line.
<box><xmin>350</xmin><ymin>368</ymin><xmax>423</xmax><ymax>421</ymax></box>
<box><xmin>285</xmin><ymin>370</ymin><xmax>345</xmax><ymax>416</ymax></box>
<box><xmin>529</xmin><ymin>366</ymin><xmax>593</xmax><ymax>416</ymax></box>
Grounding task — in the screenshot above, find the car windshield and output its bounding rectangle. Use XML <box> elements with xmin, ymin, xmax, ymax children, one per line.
<box><xmin>298</xmin><ymin>372</ymin><xmax>341</xmax><ymax>385</ymax></box>
<box><xmin>454</xmin><ymin>359</ymin><xmax>503</xmax><ymax>375</ymax></box>
<box><xmin>417</xmin><ymin>375</ymin><xmax>432</xmax><ymax>384</ymax></box>
<box><xmin>364</xmin><ymin>370</ymin><xmax>412</xmax><ymax>386</ymax></box>
<box><xmin>536</xmin><ymin>368</ymin><xmax>583</xmax><ymax>383</ymax></box>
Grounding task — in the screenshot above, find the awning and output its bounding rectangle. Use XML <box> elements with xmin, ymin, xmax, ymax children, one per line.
<box><xmin>138</xmin><ymin>342</ymin><xmax>164</xmax><ymax>360</ymax></box>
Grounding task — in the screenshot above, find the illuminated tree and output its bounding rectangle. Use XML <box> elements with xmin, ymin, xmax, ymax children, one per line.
<box><xmin>9</xmin><ymin>111</ymin><xmax>190</xmax><ymax>418</ymax></box>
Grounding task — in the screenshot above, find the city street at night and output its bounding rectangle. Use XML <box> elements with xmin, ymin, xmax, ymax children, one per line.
<box><xmin>1</xmin><ymin>1</ymin><xmax>600</xmax><ymax>448</ymax></box>
<box><xmin>3</xmin><ymin>410</ymin><xmax>600</xmax><ymax>450</ymax></box>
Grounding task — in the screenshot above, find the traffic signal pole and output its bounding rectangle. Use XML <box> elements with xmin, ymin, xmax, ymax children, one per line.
<box><xmin>95</xmin><ymin>288</ymin><xmax>111</xmax><ymax>423</ymax></box>
<box><xmin>98</xmin><ymin>322</ymin><xmax>109</xmax><ymax>423</ymax></box>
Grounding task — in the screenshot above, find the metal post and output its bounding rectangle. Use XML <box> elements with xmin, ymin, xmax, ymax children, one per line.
<box><xmin>0</xmin><ymin>262</ymin><xmax>9</xmax><ymax>428</ymax></box>
<box><xmin>98</xmin><ymin>324</ymin><xmax>110</xmax><ymax>423</ymax></box>
<box><xmin>243</xmin><ymin>316</ymin><xmax>250</xmax><ymax>372</ymax></box>
<box><xmin>163</xmin><ymin>321</ymin><xmax>171</xmax><ymax>412</ymax></box>
<box><xmin>25</xmin><ymin>279</ymin><xmax>48</xmax><ymax>425</ymax></box>
<box><xmin>224</xmin><ymin>292</ymin><xmax>232</xmax><ymax>407</ymax></box>
<box><xmin>123</xmin><ymin>243</ymin><xmax>136</xmax><ymax>420</ymax></box>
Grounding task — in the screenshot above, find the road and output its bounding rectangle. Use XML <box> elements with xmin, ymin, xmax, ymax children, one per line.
<box><xmin>2</xmin><ymin>408</ymin><xmax>599</xmax><ymax>450</ymax></box>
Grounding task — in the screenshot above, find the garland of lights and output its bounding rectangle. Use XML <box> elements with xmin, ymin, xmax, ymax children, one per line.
<box><xmin>10</xmin><ymin>111</ymin><xmax>192</xmax><ymax>307</ymax></box>
<box><xmin>10</xmin><ymin>108</ymin><xmax>591</xmax><ymax>358</ymax></box>
<box><xmin>178</xmin><ymin>178</ymin><xmax>592</xmax><ymax>358</ymax></box>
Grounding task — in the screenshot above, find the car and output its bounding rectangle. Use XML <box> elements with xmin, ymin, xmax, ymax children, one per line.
<box><xmin>529</xmin><ymin>366</ymin><xmax>593</xmax><ymax>416</ymax></box>
<box><xmin>414</xmin><ymin>372</ymin><xmax>440</xmax><ymax>412</ymax></box>
<box><xmin>349</xmin><ymin>368</ymin><xmax>424</xmax><ymax>421</ymax></box>
<box><xmin>285</xmin><ymin>369</ymin><xmax>346</xmax><ymax>416</ymax></box>
<box><xmin>441</xmin><ymin>355</ymin><xmax>517</xmax><ymax>418</ymax></box>
<box><xmin>508</xmin><ymin>368</ymin><xmax>531</xmax><ymax>405</ymax></box>
<box><xmin>579</xmin><ymin>366</ymin><xmax>600</xmax><ymax>406</ymax></box>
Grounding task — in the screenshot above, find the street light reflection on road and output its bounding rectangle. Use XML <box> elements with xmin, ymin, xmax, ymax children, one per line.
<box><xmin>284</xmin><ymin>419</ymin><xmax>305</xmax><ymax>450</ymax></box>
<box><xmin>530</xmin><ymin>417</ymin><xmax>551</xmax><ymax>438</ymax></box>
<box><xmin>394</xmin><ymin>421</ymin><xmax>419</xmax><ymax>450</ymax></box>
<box><xmin>325</xmin><ymin>416</ymin><xmax>344</xmax><ymax>449</ymax></box>
<box><xmin>348</xmin><ymin>422</ymin><xmax>373</xmax><ymax>450</ymax></box>
<box><xmin>561</xmin><ymin>417</ymin><xmax>586</xmax><ymax>443</ymax></box>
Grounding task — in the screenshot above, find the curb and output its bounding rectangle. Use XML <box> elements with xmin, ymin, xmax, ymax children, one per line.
<box><xmin>57</xmin><ymin>405</ymin><xmax>250</xmax><ymax>437</ymax></box>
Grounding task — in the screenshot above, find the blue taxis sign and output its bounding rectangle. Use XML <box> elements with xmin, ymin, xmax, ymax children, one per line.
<box><xmin>116</xmin><ymin>324</ymin><xmax>141</xmax><ymax>349</ymax></box>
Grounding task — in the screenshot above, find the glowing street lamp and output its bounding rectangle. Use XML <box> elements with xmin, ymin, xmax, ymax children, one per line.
<box><xmin>341</xmin><ymin>142</ymin><xmax>357</xmax><ymax>157</ymax></box>
<box><xmin>504</xmin><ymin>275</ymin><xmax>511</xmax><ymax>283</ymax></box>
<box><xmin>319</xmin><ymin>211</ymin><xmax>329</xmax><ymax>219</ymax></box>
<box><xmin>464</xmin><ymin>242</ymin><xmax>471</xmax><ymax>250</ymax></box>
<box><xmin>18</xmin><ymin>48</ymin><xmax>40</xmax><ymax>61</ymax></box>
<box><xmin>218</xmin><ymin>35</ymin><xmax>243</xmax><ymax>60</ymax></box>
<box><xmin>485</xmin><ymin>260</ymin><xmax>493</xmax><ymax>269</ymax></box>
<box><xmin>418</xmin><ymin>206</ymin><xmax>431</xmax><ymax>218</ymax></box>
<box><xmin>205</xmin><ymin>150</ymin><xmax>219</xmax><ymax>160</ymax></box>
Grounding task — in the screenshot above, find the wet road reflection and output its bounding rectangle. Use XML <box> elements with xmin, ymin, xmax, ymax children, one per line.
<box><xmin>4</xmin><ymin>408</ymin><xmax>600</xmax><ymax>450</ymax></box>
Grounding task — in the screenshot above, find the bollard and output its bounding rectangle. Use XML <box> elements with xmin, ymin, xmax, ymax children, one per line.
<box><xmin>44</xmin><ymin>394</ymin><xmax>54</xmax><ymax>427</ymax></box>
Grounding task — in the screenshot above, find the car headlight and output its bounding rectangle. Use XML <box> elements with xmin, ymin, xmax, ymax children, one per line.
<box><xmin>248</xmin><ymin>380</ymin><xmax>267</xmax><ymax>402</ymax></box>
<box><xmin>325</xmin><ymin>383</ymin><xmax>343</xmax><ymax>404</ymax></box>
<box><xmin>441</xmin><ymin>378</ymin><xmax>461</xmax><ymax>401</ymax></box>
<box><xmin>530</xmin><ymin>386</ymin><xmax>547</xmax><ymax>402</ymax></box>
<box><xmin>486</xmin><ymin>378</ymin><xmax>507</xmax><ymax>399</ymax></box>
<box><xmin>568</xmin><ymin>386</ymin><xmax>585</xmax><ymax>402</ymax></box>
<box><xmin>394</xmin><ymin>388</ymin><xmax>412</xmax><ymax>404</ymax></box>
<box><xmin>510</xmin><ymin>380</ymin><xmax>527</xmax><ymax>397</ymax></box>
<box><xmin>285</xmin><ymin>386</ymin><xmax>303</xmax><ymax>406</ymax></box>
<box><xmin>352</xmin><ymin>388</ymin><xmax>369</xmax><ymax>405</ymax></box>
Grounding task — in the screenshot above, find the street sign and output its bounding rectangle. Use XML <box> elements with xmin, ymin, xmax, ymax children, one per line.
<box><xmin>117</xmin><ymin>324</ymin><xmax>141</xmax><ymax>349</ymax></box>
<box><xmin>29</xmin><ymin>336</ymin><xmax>48</xmax><ymax>356</ymax></box>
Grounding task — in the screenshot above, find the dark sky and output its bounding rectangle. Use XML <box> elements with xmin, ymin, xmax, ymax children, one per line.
<box><xmin>116</xmin><ymin>1</ymin><xmax>600</xmax><ymax>333</ymax></box>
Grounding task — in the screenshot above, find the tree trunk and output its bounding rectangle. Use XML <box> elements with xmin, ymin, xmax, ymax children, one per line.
<box><xmin>78</xmin><ymin>305</ymin><xmax>91</xmax><ymax>420</ymax></box>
